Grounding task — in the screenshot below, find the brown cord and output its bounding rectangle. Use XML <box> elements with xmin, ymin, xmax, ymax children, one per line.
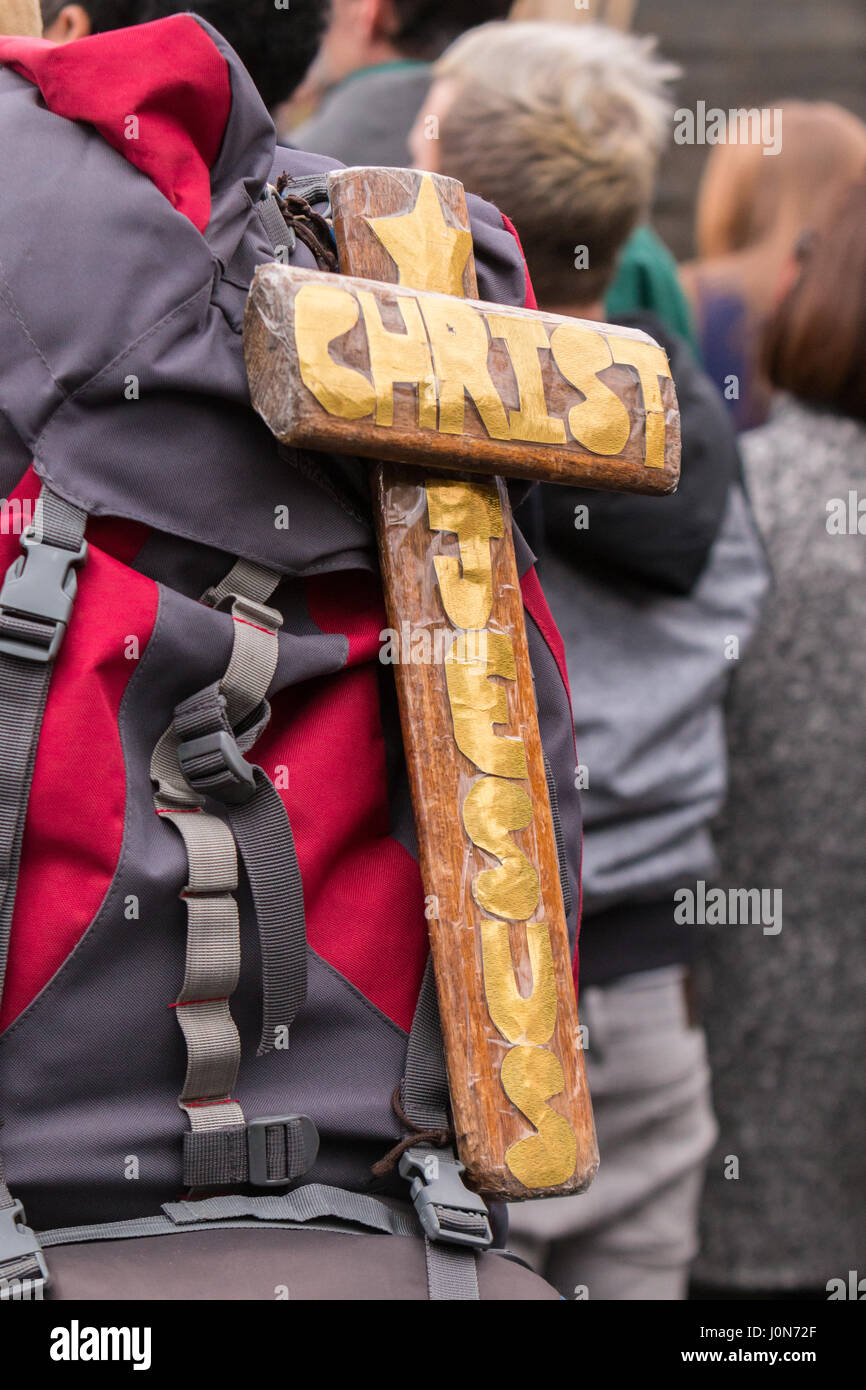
<box><xmin>370</xmin><ymin>1085</ymin><xmax>454</xmax><ymax>1177</ymax></box>
<box><xmin>274</xmin><ymin>174</ymin><xmax>339</xmax><ymax>273</ymax></box>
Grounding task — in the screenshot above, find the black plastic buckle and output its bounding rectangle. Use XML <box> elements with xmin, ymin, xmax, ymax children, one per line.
<box><xmin>0</xmin><ymin>1200</ymin><xmax>49</xmax><ymax>1297</ymax></box>
<box><xmin>0</xmin><ymin>529</ymin><xmax>88</xmax><ymax>664</ymax></box>
<box><xmin>177</xmin><ymin>728</ymin><xmax>257</xmax><ymax>805</ymax></box>
<box><xmin>399</xmin><ymin>1147</ymin><xmax>493</xmax><ymax>1250</ymax></box>
<box><xmin>247</xmin><ymin>1115</ymin><xmax>320</xmax><ymax>1188</ymax></box>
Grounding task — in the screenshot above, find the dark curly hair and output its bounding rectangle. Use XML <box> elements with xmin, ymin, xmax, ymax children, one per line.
<box><xmin>389</xmin><ymin>0</ymin><xmax>512</xmax><ymax>60</ymax></box>
<box><xmin>41</xmin><ymin>1</ymin><xmax>331</xmax><ymax>110</ymax></box>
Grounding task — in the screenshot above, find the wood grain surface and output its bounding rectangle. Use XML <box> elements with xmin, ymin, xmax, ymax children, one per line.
<box><xmin>327</xmin><ymin>168</ymin><xmax>599</xmax><ymax>1198</ymax></box>
<box><xmin>245</xmin><ymin>172</ymin><xmax>681</xmax><ymax>497</ymax></box>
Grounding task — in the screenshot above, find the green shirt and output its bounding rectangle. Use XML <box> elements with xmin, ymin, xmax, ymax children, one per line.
<box><xmin>605</xmin><ymin>225</ymin><xmax>700</xmax><ymax>361</ymax></box>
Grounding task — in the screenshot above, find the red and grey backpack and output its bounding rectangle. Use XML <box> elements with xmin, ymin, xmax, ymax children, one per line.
<box><xmin>0</xmin><ymin>17</ymin><xmax>581</xmax><ymax>1300</ymax></box>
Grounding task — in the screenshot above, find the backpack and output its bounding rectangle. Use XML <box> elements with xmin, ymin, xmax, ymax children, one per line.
<box><xmin>0</xmin><ymin>17</ymin><xmax>581</xmax><ymax>1300</ymax></box>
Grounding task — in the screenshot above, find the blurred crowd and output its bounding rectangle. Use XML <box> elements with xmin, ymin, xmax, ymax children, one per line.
<box><xmin>14</xmin><ymin>0</ymin><xmax>866</xmax><ymax>1300</ymax></box>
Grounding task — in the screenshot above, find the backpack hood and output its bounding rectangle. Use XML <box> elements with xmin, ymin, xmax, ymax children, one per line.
<box><xmin>0</xmin><ymin>16</ymin><xmax>529</xmax><ymax>574</ymax></box>
<box><xmin>0</xmin><ymin>15</ymin><xmax>272</xmax><ymax>248</ymax></box>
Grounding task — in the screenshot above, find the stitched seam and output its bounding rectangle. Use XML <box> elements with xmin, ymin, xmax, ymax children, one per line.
<box><xmin>32</xmin><ymin>281</ymin><xmax>216</xmax><ymax>513</ymax></box>
<box><xmin>0</xmin><ymin>271</ymin><xmax>65</xmax><ymax>396</ymax></box>
<box><xmin>309</xmin><ymin>948</ymin><xmax>409</xmax><ymax>1043</ymax></box>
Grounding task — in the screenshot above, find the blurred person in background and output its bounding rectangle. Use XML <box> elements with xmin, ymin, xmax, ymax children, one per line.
<box><xmin>679</xmin><ymin>102</ymin><xmax>866</xmax><ymax>432</ymax></box>
<box><xmin>40</xmin><ymin>0</ymin><xmax>329</xmax><ymax>111</ymax></box>
<box><xmin>693</xmin><ymin>177</ymin><xmax>866</xmax><ymax>1300</ymax></box>
<box><xmin>411</xmin><ymin>19</ymin><xmax>769</xmax><ymax>1300</ymax></box>
<box><xmin>285</xmin><ymin>0</ymin><xmax>511</xmax><ymax>165</ymax></box>
<box><xmin>3</xmin><ymin>0</ymin><xmax>41</xmax><ymax>33</ymax></box>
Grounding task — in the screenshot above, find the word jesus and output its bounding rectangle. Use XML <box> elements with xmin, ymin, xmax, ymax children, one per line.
<box><xmin>429</xmin><ymin>476</ymin><xmax>577</xmax><ymax>1189</ymax></box>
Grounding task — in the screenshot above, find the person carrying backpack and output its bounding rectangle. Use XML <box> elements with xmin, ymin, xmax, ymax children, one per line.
<box><xmin>0</xmin><ymin>4</ymin><xmax>580</xmax><ymax>1300</ymax></box>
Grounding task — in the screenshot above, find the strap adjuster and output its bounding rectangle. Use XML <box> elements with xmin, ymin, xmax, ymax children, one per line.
<box><xmin>0</xmin><ymin>1200</ymin><xmax>49</xmax><ymax>1297</ymax></box>
<box><xmin>178</xmin><ymin>728</ymin><xmax>258</xmax><ymax>805</ymax></box>
<box><xmin>399</xmin><ymin>1147</ymin><xmax>493</xmax><ymax>1250</ymax></box>
<box><xmin>0</xmin><ymin>529</ymin><xmax>88</xmax><ymax>664</ymax></box>
<box><xmin>247</xmin><ymin>1115</ymin><xmax>319</xmax><ymax>1188</ymax></box>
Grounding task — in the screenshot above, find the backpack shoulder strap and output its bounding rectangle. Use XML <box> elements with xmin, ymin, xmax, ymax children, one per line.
<box><xmin>0</xmin><ymin>485</ymin><xmax>88</xmax><ymax>1298</ymax></box>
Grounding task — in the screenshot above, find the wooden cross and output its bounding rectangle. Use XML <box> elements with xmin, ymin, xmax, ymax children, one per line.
<box><xmin>244</xmin><ymin>168</ymin><xmax>680</xmax><ymax>1200</ymax></box>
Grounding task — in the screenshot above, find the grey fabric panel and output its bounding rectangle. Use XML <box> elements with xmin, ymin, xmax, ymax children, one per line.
<box><xmin>289</xmin><ymin>65</ymin><xmax>432</xmax><ymax>169</ymax></box>
<box><xmin>0</xmin><ymin>582</ymin><xmax>408</xmax><ymax>1231</ymax></box>
<box><xmin>42</xmin><ymin>1227</ymin><xmax>560</xmax><ymax>1301</ymax></box>
<box><xmin>0</xmin><ymin>408</ymin><xmax>29</xmax><ymax>503</ymax></box>
<box><xmin>543</xmin><ymin>482</ymin><xmax>767</xmax><ymax>918</ymax></box>
<box><xmin>543</xmin><ymin>750</ymin><xmax>575</xmax><ymax>923</ymax></box>
<box><xmin>523</xmin><ymin>606</ymin><xmax>582</xmax><ymax>959</ymax></box>
<box><xmin>126</xmin><ymin>542</ymin><xmax>351</xmax><ymax>680</ymax></box>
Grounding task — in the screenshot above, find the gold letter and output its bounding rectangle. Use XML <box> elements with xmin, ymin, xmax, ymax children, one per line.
<box><xmin>486</xmin><ymin>314</ymin><xmax>566</xmax><ymax>444</ymax></box>
<box><xmin>295</xmin><ymin>283</ymin><xmax>376</xmax><ymax>419</ymax></box>
<box><xmin>426</xmin><ymin>479</ymin><xmax>502</xmax><ymax>630</ymax></box>
<box><xmin>481</xmin><ymin>919</ymin><xmax>556</xmax><ymax>1044</ymax></box>
<box><xmin>463</xmin><ymin>777</ymin><xmax>539</xmax><ymax>920</ymax></box>
<box><xmin>605</xmin><ymin>334</ymin><xmax>673</xmax><ymax>469</ymax></box>
<box><xmin>501</xmin><ymin>1046</ymin><xmax>577</xmax><ymax>1188</ymax></box>
<box><xmin>548</xmin><ymin>323</ymin><xmax>631</xmax><ymax>455</ymax></box>
<box><xmin>419</xmin><ymin>297</ymin><xmax>510</xmax><ymax>439</ymax></box>
<box><xmin>357</xmin><ymin>290</ymin><xmax>437</xmax><ymax>429</ymax></box>
<box><xmin>445</xmin><ymin>631</ymin><xmax>527</xmax><ymax>778</ymax></box>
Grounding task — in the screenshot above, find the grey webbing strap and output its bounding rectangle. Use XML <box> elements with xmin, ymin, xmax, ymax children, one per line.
<box><xmin>172</xmin><ymin>642</ymin><xmax>307</xmax><ymax>1057</ymax></box>
<box><xmin>162</xmin><ymin>1186</ymin><xmax>418</xmax><ymax>1237</ymax></box>
<box><xmin>425</xmin><ymin>1238</ymin><xmax>480</xmax><ymax>1301</ymax></box>
<box><xmin>400</xmin><ymin>961</ymin><xmax>485</xmax><ymax>1299</ymax></box>
<box><xmin>401</xmin><ymin>955</ymin><xmax>450</xmax><ymax>1131</ymax></box>
<box><xmin>0</xmin><ymin>486</ymin><xmax>88</xmax><ymax>1295</ymax></box>
<box><xmin>257</xmin><ymin>189</ymin><xmax>296</xmax><ymax>260</ymax></box>
<box><xmin>153</xmin><ymin>561</ymin><xmax>311</xmax><ymax>1188</ymax></box>
<box><xmin>203</xmin><ymin>558</ymin><xmax>284</xmax><ymax>610</ymax></box>
<box><xmin>37</xmin><ymin>1185</ymin><xmax>420</xmax><ymax>1248</ymax></box>
<box><xmin>151</xmin><ymin>571</ymin><xmax>282</xmax><ymax>1177</ymax></box>
<box><xmin>38</xmin><ymin>1215</ymin><xmax>369</xmax><ymax>1247</ymax></box>
<box><xmin>182</xmin><ymin>1115</ymin><xmax>317</xmax><ymax>1189</ymax></box>
<box><xmin>229</xmin><ymin>775</ymin><xmax>307</xmax><ymax>1055</ymax></box>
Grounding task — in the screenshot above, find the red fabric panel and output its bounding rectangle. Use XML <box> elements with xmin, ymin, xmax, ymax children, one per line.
<box><xmin>0</xmin><ymin>471</ymin><xmax>159</xmax><ymax>1030</ymax></box>
<box><xmin>501</xmin><ymin>213</ymin><xmax>538</xmax><ymax>311</ymax></box>
<box><xmin>254</xmin><ymin>571</ymin><xmax>427</xmax><ymax>1034</ymax></box>
<box><xmin>520</xmin><ymin>565</ymin><xmax>570</xmax><ymax>702</ymax></box>
<box><xmin>0</xmin><ymin>16</ymin><xmax>231</xmax><ymax>233</ymax></box>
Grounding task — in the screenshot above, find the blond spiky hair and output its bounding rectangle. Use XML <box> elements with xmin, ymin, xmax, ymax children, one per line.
<box><xmin>433</xmin><ymin>21</ymin><xmax>679</xmax><ymax>302</ymax></box>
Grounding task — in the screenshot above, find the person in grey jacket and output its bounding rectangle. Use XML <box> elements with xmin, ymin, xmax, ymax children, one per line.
<box><xmin>694</xmin><ymin>176</ymin><xmax>866</xmax><ymax>1297</ymax></box>
<box><xmin>414</xmin><ymin>21</ymin><xmax>770</xmax><ymax>1299</ymax></box>
<box><xmin>286</xmin><ymin>0</ymin><xmax>511</xmax><ymax>166</ymax></box>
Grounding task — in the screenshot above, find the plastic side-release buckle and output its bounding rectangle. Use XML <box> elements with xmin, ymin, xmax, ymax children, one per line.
<box><xmin>177</xmin><ymin>727</ymin><xmax>258</xmax><ymax>805</ymax></box>
<box><xmin>0</xmin><ymin>1200</ymin><xmax>49</xmax><ymax>1298</ymax></box>
<box><xmin>0</xmin><ymin>529</ymin><xmax>87</xmax><ymax>663</ymax></box>
<box><xmin>399</xmin><ymin>1147</ymin><xmax>493</xmax><ymax>1250</ymax></box>
<box><xmin>247</xmin><ymin>1115</ymin><xmax>320</xmax><ymax>1188</ymax></box>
